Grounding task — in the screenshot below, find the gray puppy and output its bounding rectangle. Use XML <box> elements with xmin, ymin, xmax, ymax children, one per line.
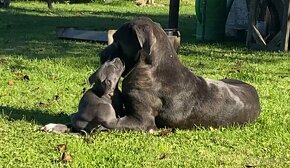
<box><xmin>71</xmin><ymin>57</ymin><xmax>125</xmax><ymax>133</ymax></box>
<box><xmin>41</xmin><ymin>58</ymin><xmax>125</xmax><ymax>133</ymax></box>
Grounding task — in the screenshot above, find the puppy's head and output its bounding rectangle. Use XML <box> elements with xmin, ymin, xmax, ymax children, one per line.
<box><xmin>89</xmin><ymin>58</ymin><xmax>125</xmax><ymax>97</ymax></box>
<box><xmin>100</xmin><ymin>17</ymin><xmax>171</xmax><ymax>76</ymax></box>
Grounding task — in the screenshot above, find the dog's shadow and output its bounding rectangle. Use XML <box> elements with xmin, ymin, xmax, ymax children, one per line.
<box><xmin>0</xmin><ymin>106</ymin><xmax>70</xmax><ymax>126</ymax></box>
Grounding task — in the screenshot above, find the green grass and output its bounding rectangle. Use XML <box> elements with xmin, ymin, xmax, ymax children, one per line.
<box><xmin>1</xmin><ymin>1</ymin><xmax>290</xmax><ymax>167</ymax></box>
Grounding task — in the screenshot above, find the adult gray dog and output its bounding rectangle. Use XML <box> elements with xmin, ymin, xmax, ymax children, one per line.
<box><xmin>98</xmin><ymin>17</ymin><xmax>261</xmax><ymax>131</ymax></box>
<box><xmin>42</xmin><ymin>58</ymin><xmax>125</xmax><ymax>133</ymax></box>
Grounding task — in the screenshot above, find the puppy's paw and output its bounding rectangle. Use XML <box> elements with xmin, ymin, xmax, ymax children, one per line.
<box><xmin>148</xmin><ymin>129</ymin><xmax>155</xmax><ymax>134</ymax></box>
<box><xmin>41</xmin><ymin>123</ymin><xmax>69</xmax><ymax>133</ymax></box>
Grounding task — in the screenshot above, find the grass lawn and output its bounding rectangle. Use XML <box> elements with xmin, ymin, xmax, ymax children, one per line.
<box><xmin>1</xmin><ymin>1</ymin><xmax>290</xmax><ymax>167</ymax></box>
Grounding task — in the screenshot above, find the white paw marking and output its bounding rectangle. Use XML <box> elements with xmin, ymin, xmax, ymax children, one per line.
<box><xmin>41</xmin><ymin>123</ymin><xmax>58</xmax><ymax>132</ymax></box>
<box><xmin>41</xmin><ymin>123</ymin><xmax>68</xmax><ymax>133</ymax></box>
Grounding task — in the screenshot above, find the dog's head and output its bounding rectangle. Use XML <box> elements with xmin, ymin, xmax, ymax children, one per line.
<box><xmin>100</xmin><ymin>17</ymin><xmax>175</xmax><ymax>76</ymax></box>
<box><xmin>89</xmin><ymin>57</ymin><xmax>125</xmax><ymax>97</ymax></box>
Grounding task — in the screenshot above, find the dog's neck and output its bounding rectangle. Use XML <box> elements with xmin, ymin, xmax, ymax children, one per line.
<box><xmin>91</xmin><ymin>86</ymin><xmax>112</xmax><ymax>102</ymax></box>
<box><xmin>123</xmin><ymin>63</ymin><xmax>138</xmax><ymax>79</ymax></box>
<box><xmin>123</xmin><ymin>51</ymin><xmax>143</xmax><ymax>79</ymax></box>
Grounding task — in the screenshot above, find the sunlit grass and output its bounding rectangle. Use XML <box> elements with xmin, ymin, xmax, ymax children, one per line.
<box><xmin>0</xmin><ymin>1</ymin><xmax>290</xmax><ymax>167</ymax></box>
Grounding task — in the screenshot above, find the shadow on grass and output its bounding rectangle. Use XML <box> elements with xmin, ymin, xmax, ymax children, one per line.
<box><xmin>2</xmin><ymin>5</ymin><xmax>284</xmax><ymax>65</ymax></box>
<box><xmin>0</xmin><ymin>5</ymin><xmax>196</xmax><ymax>61</ymax></box>
<box><xmin>3</xmin><ymin>4</ymin><xmax>287</xmax><ymax>73</ymax></box>
<box><xmin>0</xmin><ymin>106</ymin><xmax>70</xmax><ymax>125</ymax></box>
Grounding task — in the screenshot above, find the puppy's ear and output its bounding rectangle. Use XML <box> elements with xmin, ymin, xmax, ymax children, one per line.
<box><xmin>88</xmin><ymin>63</ymin><xmax>107</xmax><ymax>85</ymax></box>
<box><xmin>133</xmin><ymin>24</ymin><xmax>156</xmax><ymax>64</ymax></box>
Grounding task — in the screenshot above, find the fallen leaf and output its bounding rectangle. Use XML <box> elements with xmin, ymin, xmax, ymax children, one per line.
<box><xmin>156</xmin><ymin>128</ymin><xmax>176</xmax><ymax>137</ymax></box>
<box><xmin>56</xmin><ymin>144</ymin><xmax>67</xmax><ymax>153</ymax></box>
<box><xmin>8</xmin><ymin>80</ymin><xmax>15</xmax><ymax>86</ymax></box>
<box><xmin>61</xmin><ymin>152</ymin><xmax>72</xmax><ymax>162</ymax></box>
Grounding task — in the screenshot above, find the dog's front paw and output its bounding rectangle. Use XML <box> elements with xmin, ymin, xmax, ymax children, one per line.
<box><xmin>41</xmin><ymin>123</ymin><xmax>69</xmax><ymax>133</ymax></box>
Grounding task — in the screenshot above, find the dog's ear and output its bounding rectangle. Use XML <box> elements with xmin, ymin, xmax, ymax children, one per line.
<box><xmin>100</xmin><ymin>42</ymin><xmax>120</xmax><ymax>64</ymax></box>
<box><xmin>88</xmin><ymin>71</ymin><xmax>97</xmax><ymax>85</ymax></box>
<box><xmin>132</xmin><ymin>24</ymin><xmax>156</xmax><ymax>64</ymax></box>
<box><xmin>88</xmin><ymin>62</ymin><xmax>108</xmax><ymax>85</ymax></box>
